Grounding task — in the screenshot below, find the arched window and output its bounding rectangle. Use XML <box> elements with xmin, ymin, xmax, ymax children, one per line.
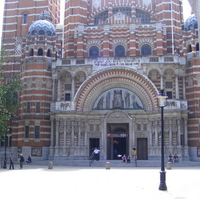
<box><xmin>29</xmin><ymin>48</ymin><xmax>34</xmax><ymax>56</ymax></box>
<box><xmin>115</xmin><ymin>45</ymin><xmax>125</xmax><ymax>57</ymax></box>
<box><xmin>38</xmin><ymin>30</ymin><xmax>45</xmax><ymax>35</ymax></box>
<box><xmin>38</xmin><ymin>48</ymin><xmax>43</xmax><ymax>56</ymax></box>
<box><xmin>141</xmin><ymin>44</ymin><xmax>151</xmax><ymax>55</ymax></box>
<box><xmin>89</xmin><ymin>46</ymin><xmax>99</xmax><ymax>57</ymax></box>
<box><xmin>196</xmin><ymin>43</ymin><xmax>199</xmax><ymax>51</ymax></box>
<box><xmin>47</xmin><ymin>49</ymin><xmax>51</xmax><ymax>57</ymax></box>
<box><xmin>187</xmin><ymin>44</ymin><xmax>192</xmax><ymax>53</ymax></box>
<box><xmin>23</xmin><ymin>14</ymin><xmax>28</xmax><ymax>24</ymax></box>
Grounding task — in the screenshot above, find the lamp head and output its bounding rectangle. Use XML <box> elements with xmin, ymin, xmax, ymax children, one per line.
<box><xmin>157</xmin><ymin>89</ymin><xmax>167</xmax><ymax>107</ymax></box>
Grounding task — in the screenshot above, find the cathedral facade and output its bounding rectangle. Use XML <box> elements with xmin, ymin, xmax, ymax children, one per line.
<box><xmin>1</xmin><ymin>0</ymin><xmax>200</xmax><ymax>162</ymax></box>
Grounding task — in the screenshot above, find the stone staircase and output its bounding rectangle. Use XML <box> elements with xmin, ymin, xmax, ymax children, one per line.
<box><xmin>31</xmin><ymin>159</ymin><xmax>200</xmax><ymax>168</ymax></box>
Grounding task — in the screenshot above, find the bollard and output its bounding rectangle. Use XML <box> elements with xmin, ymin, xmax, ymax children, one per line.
<box><xmin>166</xmin><ymin>162</ymin><xmax>171</xmax><ymax>170</ymax></box>
<box><xmin>48</xmin><ymin>162</ymin><xmax>53</xmax><ymax>169</ymax></box>
<box><xmin>105</xmin><ymin>162</ymin><xmax>110</xmax><ymax>169</ymax></box>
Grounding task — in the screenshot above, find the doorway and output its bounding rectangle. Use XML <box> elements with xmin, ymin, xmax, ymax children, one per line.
<box><xmin>89</xmin><ymin>138</ymin><xmax>99</xmax><ymax>156</ymax></box>
<box><xmin>137</xmin><ymin>138</ymin><xmax>148</xmax><ymax>160</ymax></box>
<box><xmin>107</xmin><ymin>123</ymin><xmax>129</xmax><ymax>160</ymax></box>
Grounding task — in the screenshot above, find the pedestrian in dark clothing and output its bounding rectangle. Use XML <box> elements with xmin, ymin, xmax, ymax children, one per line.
<box><xmin>9</xmin><ymin>153</ymin><xmax>14</xmax><ymax>169</ymax></box>
<box><xmin>19</xmin><ymin>154</ymin><xmax>24</xmax><ymax>169</ymax></box>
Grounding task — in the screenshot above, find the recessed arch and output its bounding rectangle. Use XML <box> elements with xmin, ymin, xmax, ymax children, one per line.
<box><xmin>74</xmin><ymin>67</ymin><xmax>158</xmax><ymax>111</ymax></box>
<box><xmin>38</xmin><ymin>48</ymin><xmax>43</xmax><ymax>56</ymax></box>
<box><xmin>115</xmin><ymin>45</ymin><xmax>126</xmax><ymax>57</ymax></box>
<box><xmin>141</xmin><ymin>44</ymin><xmax>151</xmax><ymax>55</ymax></box>
<box><xmin>89</xmin><ymin>46</ymin><xmax>99</xmax><ymax>57</ymax></box>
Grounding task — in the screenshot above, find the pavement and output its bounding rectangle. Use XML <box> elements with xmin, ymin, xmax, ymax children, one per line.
<box><xmin>0</xmin><ymin>164</ymin><xmax>200</xmax><ymax>200</ymax></box>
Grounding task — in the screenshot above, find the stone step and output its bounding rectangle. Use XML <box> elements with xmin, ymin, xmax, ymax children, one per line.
<box><xmin>31</xmin><ymin>159</ymin><xmax>200</xmax><ymax>168</ymax></box>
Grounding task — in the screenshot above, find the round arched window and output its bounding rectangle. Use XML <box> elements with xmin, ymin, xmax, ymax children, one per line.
<box><xmin>89</xmin><ymin>46</ymin><xmax>99</xmax><ymax>57</ymax></box>
<box><xmin>115</xmin><ymin>45</ymin><xmax>125</xmax><ymax>57</ymax></box>
<box><xmin>141</xmin><ymin>44</ymin><xmax>151</xmax><ymax>55</ymax></box>
<box><xmin>187</xmin><ymin>44</ymin><xmax>192</xmax><ymax>53</ymax></box>
<box><xmin>38</xmin><ymin>48</ymin><xmax>43</xmax><ymax>56</ymax></box>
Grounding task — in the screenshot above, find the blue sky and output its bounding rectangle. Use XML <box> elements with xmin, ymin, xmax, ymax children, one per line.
<box><xmin>0</xmin><ymin>0</ymin><xmax>192</xmax><ymax>41</ymax></box>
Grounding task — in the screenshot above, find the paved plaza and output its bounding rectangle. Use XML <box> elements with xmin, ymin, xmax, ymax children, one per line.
<box><xmin>0</xmin><ymin>164</ymin><xmax>200</xmax><ymax>200</ymax></box>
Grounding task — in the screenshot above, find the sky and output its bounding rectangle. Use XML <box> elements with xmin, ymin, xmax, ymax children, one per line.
<box><xmin>0</xmin><ymin>0</ymin><xmax>192</xmax><ymax>40</ymax></box>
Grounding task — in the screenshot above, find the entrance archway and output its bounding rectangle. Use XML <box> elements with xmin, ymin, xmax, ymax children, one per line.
<box><xmin>106</xmin><ymin>123</ymin><xmax>129</xmax><ymax>160</ymax></box>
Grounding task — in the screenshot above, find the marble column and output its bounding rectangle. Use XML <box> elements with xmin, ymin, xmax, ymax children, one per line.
<box><xmin>155</xmin><ymin>121</ymin><xmax>158</xmax><ymax>146</ymax></box>
<box><xmin>177</xmin><ymin>119</ymin><xmax>181</xmax><ymax>146</ymax></box>
<box><xmin>182</xmin><ymin>76</ymin><xmax>186</xmax><ymax>99</ymax></box>
<box><xmin>129</xmin><ymin>117</ymin><xmax>133</xmax><ymax>155</ymax></box>
<box><xmin>55</xmin><ymin>119</ymin><xmax>59</xmax><ymax>155</ymax></box>
<box><xmin>52</xmin><ymin>79</ymin><xmax>55</xmax><ymax>101</ymax></box>
<box><xmin>132</xmin><ymin>119</ymin><xmax>136</xmax><ymax>147</ymax></box>
<box><xmin>175</xmin><ymin>74</ymin><xmax>179</xmax><ymax>99</ymax></box>
<box><xmin>78</xmin><ymin>121</ymin><xmax>81</xmax><ymax>146</ymax></box>
<box><xmin>169</xmin><ymin>118</ymin><xmax>172</xmax><ymax>146</ymax></box>
<box><xmin>160</xmin><ymin>74</ymin><xmax>163</xmax><ymax>89</ymax></box>
<box><xmin>184</xmin><ymin>118</ymin><xmax>188</xmax><ymax>146</ymax></box>
<box><xmin>63</xmin><ymin>119</ymin><xmax>67</xmax><ymax>155</ymax></box>
<box><xmin>71</xmin><ymin>120</ymin><xmax>74</xmax><ymax>146</ymax></box>
<box><xmin>71</xmin><ymin>76</ymin><xmax>75</xmax><ymax>99</ymax></box>
<box><xmin>57</xmin><ymin>78</ymin><xmax>61</xmax><ymax>101</ymax></box>
<box><xmin>149</xmin><ymin>121</ymin><xmax>152</xmax><ymax>146</ymax></box>
<box><xmin>84</xmin><ymin>121</ymin><xmax>88</xmax><ymax>146</ymax></box>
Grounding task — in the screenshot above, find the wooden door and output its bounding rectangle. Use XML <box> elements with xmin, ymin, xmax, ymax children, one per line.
<box><xmin>137</xmin><ymin>138</ymin><xmax>148</xmax><ymax>160</ymax></box>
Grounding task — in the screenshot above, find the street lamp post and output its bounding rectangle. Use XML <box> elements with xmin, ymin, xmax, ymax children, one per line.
<box><xmin>157</xmin><ymin>89</ymin><xmax>167</xmax><ymax>191</ymax></box>
<box><xmin>3</xmin><ymin>133</ymin><xmax>7</xmax><ymax>169</ymax></box>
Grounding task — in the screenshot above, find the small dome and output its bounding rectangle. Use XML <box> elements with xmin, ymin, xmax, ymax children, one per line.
<box><xmin>39</xmin><ymin>10</ymin><xmax>52</xmax><ymax>22</ymax></box>
<box><xmin>28</xmin><ymin>20</ymin><xmax>56</xmax><ymax>36</ymax></box>
<box><xmin>184</xmin><ymin>14</ymin><xmax>198</xmax><ymax>31</ymax></box>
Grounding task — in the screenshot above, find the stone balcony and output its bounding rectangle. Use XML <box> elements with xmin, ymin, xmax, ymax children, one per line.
<box><xmin>53</xmin><ymin>55</ymin><xmax>186</xmax><ymax>71</ymax></box>
<box><xmin>50</xmin><ymin>99</ymin><xmax>188</xmax><ymax>112</ymax></box>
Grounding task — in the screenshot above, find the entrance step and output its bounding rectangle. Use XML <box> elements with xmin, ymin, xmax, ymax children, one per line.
<box><xmin>32</xmin><ymin>159</ymin><xmax>200</xmax><ymax>168</ymax></box>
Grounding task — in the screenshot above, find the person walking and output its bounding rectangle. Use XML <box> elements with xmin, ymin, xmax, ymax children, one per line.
<box><xmin>9</xmin><ymin>153</ymin><xmax>14</xmax><ymax>170</ymax></box>
<box><xmin>132</xmin><ymin>148</ymin><xmax>137</xmax><ymax>167</ymax></box>
<box><xmin>19</xmin><ymin>154</ymin><xmax>24</xmax><ymax>169</ymax></box>
<box><xmin>93</xmin><ymin>148</ymin><xmax>100</xmax><ymax>161</ymax></box>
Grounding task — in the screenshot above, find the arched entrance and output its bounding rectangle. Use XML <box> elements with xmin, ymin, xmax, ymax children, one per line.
<box><xmin>107</xmin><ymin>123</ymin><xmax>129</xmax><ymax>160</ymax></box>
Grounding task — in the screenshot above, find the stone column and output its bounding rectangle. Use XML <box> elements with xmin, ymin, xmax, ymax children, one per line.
<box><xmin>63</xmin><ymin>119</ymin><xmax>67</xmax><ymax>155</ymax></box>
<box><xmin>184</xmin><ymin>118</ymin><xmax>188</xmax><ymax>146</ymax></box>
<box><xmin>149</xmin><ymin>121</ymin><xmax>152</xmax><ymax>146</ymax></box>
<box><xmin>103</xmin><ymin>118</ymin><xmax>107</xmax><ymax>159</ymax></box>
<box><xmin>71</xmin><ymin>120</ymin><xmax>74</xmax><ymax>146</ymax></box>
<box><xmin>132</xmin><ymin>118</ymin><xmax>136</xmax><ymax>146</ymax></box>
<box><xmin>78</xmin><ymin>121</ymin><xmax>81</xmax><ymax>146</ymax></box>
<box><xmin>57</xmin><ymin>78</ymin><xmax>61</xmax><ymax>101</ymax></box>
<box><xmin>84</xmin><ymin>121</ymin><xmax>88</xmax><ymax>146</ymax></box>
<box><xmin>183</xmin><ymin>117</ymin><xmax>189</xmax><ymax>156</ymax></box>
<box><xmin>177</xmin><ymin>119</ymin><xmax>181</xmax><ymax>146</ymax></box>
<box><xmin>50</xmin><ymin>118</ymin><xmax>54</xmax><ymax>147</ymax></box>
<box><xmin>71</xmin><ymin>76</ymin><xmax>75</xmax><ymax>99</ymax></box>
<box><xmin>155</xmin><ymin>120</ymin><xmax>158</xmax><ymax>146</ymax></box>
<box><xmin>160</xmin><ymin>74</ymin><xmax>163</xmax><ymax>89</ymax></box>
<box><xmin>49</xmin><ymin>118</ymin><xmax>54</xmax><ymax>158</ymax></box>
<box><xmin>169</xmin><ymin>118</ymin><xmax>172</xmax><ymax>146</ymax></box>
<box><xmin>129</xmin><ymin>117</ymin><xmax>133</xmax><ymax>155</ymax></box>
<box><xmin>182</xmin><ymin>76</ymin><xmax>186</xmax><ymax>99</ymax></box>
<box><xmin>52</xmin><ymin>79</ymin><xmax>55</xmax><ymax>101</ymax></box>
<box><xmin>175</xmin><ymin>74</ymin><xmax>179</xmax><ymax>99</ymax></box>
<box><xmin>55</xmin><ymin>119</ymin><xmax>59</xmax><ymax>155</ymax></box>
